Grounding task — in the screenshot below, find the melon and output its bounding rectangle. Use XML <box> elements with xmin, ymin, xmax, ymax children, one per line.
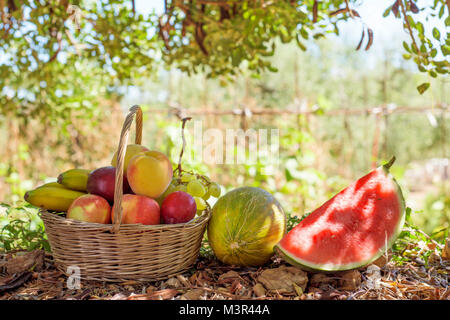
<box><xmin>208</xmin><ymin>187</ymin><xmax>287</xmax><ymax>266</ymax></box>
<box><xmin>275</xmin><ymin>158</ymin><xmax>405</xmax><ymax>272</ymax></box>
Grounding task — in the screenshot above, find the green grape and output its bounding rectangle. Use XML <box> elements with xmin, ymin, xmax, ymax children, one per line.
<box><xmin>201</xmin><ymin>190</ymin><xmax>211</xmax><ymax>200</ymax></box>
<box><xmin>171</xmin><ymin>177</ymin><xmax>180</xmax><ymax>185</ymax></box>
<box><xmin>181</xmin><ymin>173</ymin><xmax>195</xmax><ymax>183</ymax></box>
<box><xmin>208</xmin><ymin>182</ymin><xmax>221</xmax><ymax>198</ymax></box>
<box><xmin>174</xmin><ymin>184</ymin><xmax>187</xmax><ymax>192</ymax></box>
<box><xmin>187</xmin><ymin>180</ymin><xmax>206</xmax><ymax>197</ymax></box>
<box><xmin>155</xmin><ymin>183</ymin><xmax>176</xmax><ymax>205</ymax></box>
<box><xmin>201</xmin><ymin>175</ymin><xmax>211</xmax><ymax>183</ymax></box>
<box><xmin>164</xmin><ymin>183</ymin><xmax>176</xmax><ymax>196</ymax></box>
<box><xmin>194</xmin><ymin>196</ymin><xmax>207</xmax><ymax>211</ymax></box>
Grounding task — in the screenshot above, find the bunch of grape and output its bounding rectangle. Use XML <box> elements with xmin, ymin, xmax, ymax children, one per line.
<box><xmin>157</xmin><ymin>171</ymin><xmax>221</xmax><ymax>215</ymax></box>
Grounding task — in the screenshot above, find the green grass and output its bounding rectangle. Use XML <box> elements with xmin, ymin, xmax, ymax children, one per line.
<box><xmin>0</xmin><ymin>202</ymin><xmax>50</xmax><ymax>252</ymax></box>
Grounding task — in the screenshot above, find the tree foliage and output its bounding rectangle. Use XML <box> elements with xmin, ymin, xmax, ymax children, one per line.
<box><xmin>0</xmin><ymin>0</ymin><xmax>448</xmax><ymax>122</ymax></box>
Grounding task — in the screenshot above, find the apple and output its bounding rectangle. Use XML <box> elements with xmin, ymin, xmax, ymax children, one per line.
<box><xmin>87</xmin><ymin>166</ymin><xmax>130</xmax><ymax>203</ymax></box>
<box><xmin>161</xmin><ymin>191</ymin><xmax>196</xmax><ymax>224</ymax></box>
<box><xmin>126</xmin><ymin>150</ymin><xmax>173</xmax><ymax>199</ymax></box>
<box><xmin>112</xmin><ymin>194</ymin><xmax>160</xmax><ymax>225</ymax></box>
<box><xmin>67</xmin><ymin>194</ymin><xmax>111</xmax><ymax>224</ymax></box>
<box><xmin>111</xmin><ymin>144</ymin><xmax>149</xmax><ymax>174</ymax></box>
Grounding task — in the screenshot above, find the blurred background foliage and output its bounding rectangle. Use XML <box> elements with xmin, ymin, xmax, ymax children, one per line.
<box><xmin>0</xmin><ymin>0</ymin><xmax>448</xmax><ymax>251</ymax></box>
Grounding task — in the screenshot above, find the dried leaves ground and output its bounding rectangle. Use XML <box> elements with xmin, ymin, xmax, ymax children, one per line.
<box><xmin>0</xmin><ymin>248</ymin><xmax>448</xmax><ymax>300</ymax></box>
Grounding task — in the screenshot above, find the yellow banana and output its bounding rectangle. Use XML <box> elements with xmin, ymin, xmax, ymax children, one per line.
<box><xmin>24</xmin><ymin>187</ymin><xmax>86</xmax><ymax>212</ymax></box>
<box><xmin>57</xmin><ymin>169</ymin><xmax>91</xmax><ymax>192</ymax></box>
<box><xmin>36</xmin><ymin>181</ymin><xmax>67</xmax><ymax>189</ymax></box>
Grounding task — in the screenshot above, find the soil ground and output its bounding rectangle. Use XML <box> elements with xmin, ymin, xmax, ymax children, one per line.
<box><xmin>1</xmin><ymin>247</ymin><xmax>448</xmax><ymax>300</ymax></box>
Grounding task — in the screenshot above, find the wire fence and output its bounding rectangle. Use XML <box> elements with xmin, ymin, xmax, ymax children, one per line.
<box><xmin>142</xmin><ymin>101</ymin><xmax>449</xmax><ymax>171</ymax></box>
<box><xmin>145</xmin><ymin>102</ymin><xmax>449</xmax><ymax>119</ymax></box>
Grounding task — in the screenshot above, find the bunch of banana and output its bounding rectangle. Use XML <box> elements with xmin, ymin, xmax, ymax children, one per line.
<box><xmin>24</xmin><ymin>186</ymin><xmax>86</xmax><ymax>212</ymax></box>
<box><xmin>24</xmin><ymin>169</ymin><xmax>91</xmax><ymax>212</ymax></box>
<box><xmin>57</xmin><ymin>169</ymin><xmax>90</xmax><ymax>192</ymax></box>
<box><xmin>36</xmin><ymin>182</ymin><xmax>66</xmax><ymax>189</ymax></box>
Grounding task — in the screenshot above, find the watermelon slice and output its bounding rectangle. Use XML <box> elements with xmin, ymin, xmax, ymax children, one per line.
<box><xmin>275</xmin><ymin>158</ymin><xmax>405</xmax><ymax>272</ymax></box>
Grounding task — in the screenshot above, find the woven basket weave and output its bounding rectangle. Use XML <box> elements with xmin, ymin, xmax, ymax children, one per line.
<box><xmin>41</xmin><ymin>105</ymin><xmax>210</xmax><ymax>282</ymax></box>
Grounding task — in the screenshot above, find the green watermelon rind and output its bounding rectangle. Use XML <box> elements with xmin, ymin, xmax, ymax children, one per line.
<box><xmin>275</xmin><ymin>165</ymin><xmax>406</xmax><ymax>272</ymax></box>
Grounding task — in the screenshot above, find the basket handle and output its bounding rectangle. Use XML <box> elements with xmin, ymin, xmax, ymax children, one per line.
<box><xmin>111</xmin><ymin>105</ymin><xmax>143</xmax><ymax>233</ymax></box>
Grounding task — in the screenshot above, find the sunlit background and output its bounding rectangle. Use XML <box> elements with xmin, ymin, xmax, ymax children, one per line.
<box><xmin>0</xmin><ymin>0</ymin><xmax>448</xmax><ymax>241</ymax></box>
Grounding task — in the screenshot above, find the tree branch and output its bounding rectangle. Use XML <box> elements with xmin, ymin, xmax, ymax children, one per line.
<box><xmin>446</xmin><ymin>0</ymin><xmax>450</xmax><ymax>17</ymax></box>
<box><xmin>399</xmin><ymin>0</ymin><xmax>419</xmax><ymax>54</ymax></box>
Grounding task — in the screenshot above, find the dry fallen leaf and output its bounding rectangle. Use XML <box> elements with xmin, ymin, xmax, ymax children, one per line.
<box><xmin>176</xmin><ymin>274</ymin><xmax>191</xmax><ymax>287</ymax></box>
<box><xmin>180</xmin><ymin>288</ymin><xmax>205</xmax><ymax>300</ymax></box>
<box><xmin>0</xmin><ymin>272</ymin><xmax>33</xmax><ymax>293</ymax></box>
<box><xmin>5</xmin><ymin>250</ymin><xmax>44</xmax><ymax>275</ymax></box>
<box><xmin>165</xmin><ymin>277</ymin><xmax>181</xmax><ymax>288</ymax></box>
<box><xmin>126</xmin><ymin>289</ymin><xmax>179</xmax><ymax>300</ymax></box>
<box><xmin>252</xmin><ymin>283</ymin><xmax>266</xmax><ymax>297</ymax></box>
<box><xmin>218</xmin><ymin>270</ymin><xmax>240</xmax><ymax>281</ymax></box>
<box><xmin>442</xmin><ymin>238</ymin><xmax>450</xmax><ymax>260</ymax></box>
<box><xmin>337</xmin><ymin>270</ymin><xmax>362</xmax><ymax>291</ymax></box>
<box><xmin>309</xmin><ymin>273</ymin><xmax>338</xmax><ymax>289</ymax></box>
<box><xmin>372</xmin><ymin>252</ymin><xmax>392</xmax><ymax>268</ymax></box>
<box><xmin>257</xmin><ymin>266</ymin><xmax>308</xmax><ymax>293</ymax></box>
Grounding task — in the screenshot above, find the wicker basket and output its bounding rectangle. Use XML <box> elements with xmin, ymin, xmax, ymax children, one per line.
<box><xmin>41</xmin><ymin>105</ymin><xmax>210</xmax><ymax>282</ymax></box>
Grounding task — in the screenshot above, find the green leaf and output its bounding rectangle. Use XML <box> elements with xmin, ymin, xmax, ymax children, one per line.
<box><xmin>300</xmin><ymin>28</ymin><xmax>309</xmax><ymax>40</ymax></box>
<box><xmin>432</xmin><ymin>27</ymin><xmax>440</xmax><ymax>41</ymax></box>
<box><xmin>416</xmin><ymin>22</ymin><xmax>424</xmax><ymax>35</ymax></box>
<box><xmin>428</xmin><ymin>70</ymin><xmax>437</xmax><ymax>78</ymax></box>
<box><xmin>442</xmin><ymin>44</ymin><xmax>450</xmax><ymax>56</ymax></box>
<box><xmin>295</xmin><ymin>34</ymin><xmax>307</xmax><ymax>51</ymax></box>
<box><xmin>420</xmin><ymin>44</ymin><xmax>427</xmax><ymax>53</ymax></box>
<box><xmin>406</xmin><ymin>15</ymin><xmax>416</xmax><ymax>28</ymax></box>
<box><xmin>405</xmin><ymin>207</ymin><xmax>412</xmax><ymax>224</ymax></box>
<box><xmin>402</xmin><ymin>41</ymin><xmax>411</xmax><ymax>53</ymax></box>
<box><xmin>417</xmin><ymin>82</ymin><xmax>430</xmax><ymax>94</ymax></box>
<box><xmin>430</xmin><ymin>48</ymin><xmax>437</xmax><ymax>57</ymax></box>
<box><xmin>438</xmin><ymin>4</ymin><xmax>444</xmax><ymax>18</ymax></box>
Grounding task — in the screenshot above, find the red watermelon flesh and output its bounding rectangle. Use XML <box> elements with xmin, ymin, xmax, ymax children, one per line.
<box><xmin>276</xmin><ymin>163</ymin><xmax>405</xmax><ymax>272</ymax></box>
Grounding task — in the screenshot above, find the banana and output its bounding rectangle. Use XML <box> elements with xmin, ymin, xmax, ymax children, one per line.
<box><xmin>36</xmin><ymin>181</ymin><xmax>67</xmax><ymax>189</ymax></box>
<box><xmin>57</xmin><ymin>168</ymin><xmax>91</xmax><ymax>192</ymax></box>
<box><xmin>24</xmin><ymin>187</ymin><xmax>86</xmax><ymax>212</ymax></box>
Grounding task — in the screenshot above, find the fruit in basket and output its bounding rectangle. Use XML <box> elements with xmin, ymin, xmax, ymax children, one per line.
<box><xmin>57</xmin><ymin>169</ymin><xmax>91</xmax><ymax>191</ymax></box>
<box><xmin>24</xmin><ymin>187</ymin><xmax>87</xmax><ymax>212</ymax></box>
<box><xmin>111</xmin><ymin>144</ymin><xmax>149</xmax><ymax>174</ymax></box>
<box><xmin>193</xmin><ymin>196</ymin><xmax>207</xmax><ymax>211</ymax></box>
<box><xmin>161</xmin><ymin>191</ymin><xmax>197</xmax><ymax>224</ymax></box>
<box><xmin>36</xmin><ymin>181</ymin><xmax>67</xmax><ymax>189</ymax></box>
<box><xmin>275</xmin><ymin>158</ymin><xmax>405</xmax><ymax>272</ymax></box>
<box><xmin>208</xmin><ymin>182</ymin><xmax>221</xmax><ymax>198</ymax></box>
<box><xmin>207</xmin><ymin>187</ymin><xmax>286</xmax><ymax>267</ymax></box>
<box><xmin>155</xmin><ymin>183</ymin><xmax>176</xmax><ymax>206</ymax></box>
<box><xmin>111</xmin><ymin>194</ymin><xmax>160</xmax><ymax>225</ymax></box>
<box><xmin>155</xmin><ymin>172</ymin><xmax>221</xmax><ymax>209</ymax></box>
<box><xmin>127</xmin><ymin>150</ymin><xmax>173</xmax><ymax>199</ymax></box>
<box><xmin>67</xmin><ymin>194</ymin><xmax>111</xmax><ymax>224</ymax></box>
<box><xmin>187</xmin><ymin>180</ymin><xmax>207</xmax><ymax>197</ymax></box>
<box><xmin>87</xmin><ymin>166</ymin><xmax>131</xmax><ymax>203</ymax></box>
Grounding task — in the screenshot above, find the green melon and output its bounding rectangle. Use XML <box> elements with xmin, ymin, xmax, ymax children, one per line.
<box><xmin>208</xmin><ymin>187</ymin><xmax>287</xmax><ymax>266</ymax></box>
<box><xmin>275</xmin><ymin>158</ymin><xmax>405</xmax><ymax>272</ymax></box>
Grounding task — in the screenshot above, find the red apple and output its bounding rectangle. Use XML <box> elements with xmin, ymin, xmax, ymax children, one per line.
<box><xmin>67</xmin><ymin>194</ymin><xmax>111</xmax><ymax>224</ymax></box>
<box><xmin>161</xmin><ymin>191</ymin><xmax>196</xmax><ymax>224</ymax></box>
<box><xmin>87</xmin><ymin>166</ymin><xmax>130</xmax><ymax>203</ymax></box>
<box><xmin>111</xmin><ymin>194</ymin><xmax>160</xmax><ymax>225</ymax></box>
